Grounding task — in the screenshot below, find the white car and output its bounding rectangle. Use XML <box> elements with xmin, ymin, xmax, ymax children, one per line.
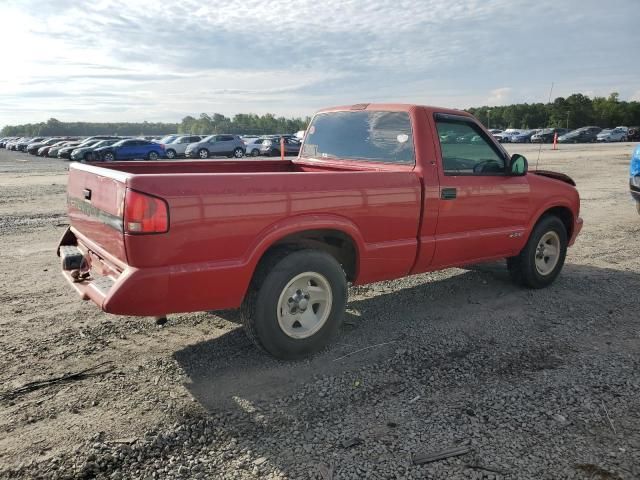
<box><xmin>596</xmin><ymin>127</ymin><xmax>628</xmax><ymax>142</ymax></box>
<box><xmin>163</xmin><ymin>135</ymin><xmax>204</xmax><ymax>159</ymax></box>
<box><xmin>494</xmin><ymin>129</ymin><xmax>523</xmax><ymax>143</ymax></box>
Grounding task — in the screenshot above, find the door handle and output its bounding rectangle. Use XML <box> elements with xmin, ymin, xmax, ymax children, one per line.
<box><xmin>441</xmin><ymin>187</ymin><xmax>457</xmax><ymax>200</ymax></box>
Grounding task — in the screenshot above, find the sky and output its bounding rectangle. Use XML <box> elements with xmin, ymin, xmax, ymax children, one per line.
<box><xmin>0</xmin><ymin>0</ymin><xmax>639</xmax><ymax>125</ymax></box>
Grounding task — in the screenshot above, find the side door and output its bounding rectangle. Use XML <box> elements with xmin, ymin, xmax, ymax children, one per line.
<box><xmin>217</xmin><ymin>135</ymin><xmax>234</xmax><ymax>155</ymax></box>
<box><xmin>117</xmin><ymin>140</ymin><xmax>136</xmax><ymax>159</ymax></box>
<box><xmin>208</xmin><ymin>135</ymin><xmax>223</xmax><ymax>156</ymax></box>
<box><xmin>430</xmin><ymin>113</ymin><xmax>530</xmax><ymax>268</ymax></box>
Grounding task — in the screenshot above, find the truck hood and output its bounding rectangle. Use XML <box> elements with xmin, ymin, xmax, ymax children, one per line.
<box><xmin>532</xmin><ymin>170</ymin><xmax>576</xmax><ymax>186</ymax></box>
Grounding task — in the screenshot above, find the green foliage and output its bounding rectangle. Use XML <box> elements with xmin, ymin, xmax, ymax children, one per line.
<box><xmin>467</xmin><ymin>92</ymin><xmax>640</xmax><ymax>130</ymax></box>
<box><xmin>2</xmin><ymin>112</ymin><xmax>310</xmax><ymax>137</ymax></box>
<box><xmin>1</xmin><ymin>118</ymin><xmax>180</xmax><ymax>137</ymax></box>
<box><xmin>177</xmin><ymin>113</ymin><xmax>310</xmax><ymax>135</ymax></box>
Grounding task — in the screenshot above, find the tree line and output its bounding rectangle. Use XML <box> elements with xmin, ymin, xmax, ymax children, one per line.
<box><xmin>1</xmin><ymin>113</ymin><xmax>310</xmax><ymax>137</ymax></box>
<box><xmin>468</xmin><ymin>93</ymin><xmax>640</xmax><ymax>130</ymax></box>
<box><xmin>3</xmin><ymin>93</ymin><xmax>639</xmax><ymax>136</ymax></box>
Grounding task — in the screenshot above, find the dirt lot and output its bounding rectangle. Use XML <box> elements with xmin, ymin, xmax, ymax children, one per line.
<box><xmin>0</xmin><ymin>144</ymin><xmax>639</xmax><ymax>479</ymax></box>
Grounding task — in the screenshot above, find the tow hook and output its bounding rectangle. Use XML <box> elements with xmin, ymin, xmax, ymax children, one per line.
<box><xmin>70</xmin><ymin>269</ymin><xmax>91</xmax><ymax>283</ymax></box>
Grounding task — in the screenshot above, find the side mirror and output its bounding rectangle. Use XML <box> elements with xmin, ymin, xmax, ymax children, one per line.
<box><xmin>509</xmin><ymin>154</ymin><xmax>528</xmax><ymax>175</ymax></box>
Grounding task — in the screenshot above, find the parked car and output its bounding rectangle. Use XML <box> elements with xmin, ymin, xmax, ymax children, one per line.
<box><xmin>26</xmin><ymin>137</ymin><xmax>64</xmax><ymax>155</ymax></box>
<box><xmin>0</xmin><ymin>137</ymin><xmax>18</xmax><ymax>148</ymax></box>
<box><xmin>558</xmin><ymin>127</ymin><xmax>602</xmax><ymax>143</ymax></box>
<box><xmin>260</xmin><ymin>136</ymin><xmax>301</xmax><ymax>156</ymax></box>
<box><xmin>162</xmin><ymin>135</ymin><xmax>203</xmax><ymax>159</ymax></box>
<box><xmin>7</xmin><ymin>137</ymin><xmax>32</xmax><ymax>150</ymax></box>
<box><xmin>488</xmin><ymin>129</ymin><xmax>503</xmax><ymax>135</ymax></box>
<box><xmin>39</xmin><ymin>140</ymin><xmax>69</xmax><ymax>157</ymax></box>
<box><xmin>94</xmin><ymin>138</ymin><xmax>166</xmax><ymax>161</ymax></box>
<box><xmin>596</xmin><ymin>127</ymin><xmax>628</xmax><ymax>142</ymax></box>
<box><xmin>244</xmin><ymin>137</ymin><xmax>271</xmax><ymax>156</ymax></box>
<box><xmin>184</xmin><ymin>134</ymin><xmax>245</xmax><ymax>159</ymax></box>
<box><xmin>58</xmin><ymin>103</ymin><xmax>582</xmax><ymax>359</ymax></box>
<box><xmin>630</xmin><ymin>144</ymin><xmax>640</xmax><ymax>215</ymax></box>
<box><xmin>17</xmin><ymin>137</ymin><xmax>45</xmax><ymax>151</ymax></box>
<box><xmin>530</xmin><ymin>128</ymin><xmax>569</xmax><ymax>143</ymax></box>
<box><xmin>58</xmin><ymin>141</ymin><xmax>95</xmax><ymax>159</ymax></box>
<box><xmin>49</xmin><ymin>141</ymin><xmax>80</xmax><ymax>158</ymax></box>
<box><xmin>510</xmin><ymin>130</ymin><xmax>541</xmax><ymax>143</ymax></box>
<box><xmin>494</xmin><ymin>130</ymin><xmax>523</xmax><ymax>143</ymax></box>
<box><xmin>71</xmin><ymin>139</ymin><xmax>123</xmax><ymax>162</ymax></box>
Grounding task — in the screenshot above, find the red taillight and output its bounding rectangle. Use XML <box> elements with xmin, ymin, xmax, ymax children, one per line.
<box><xmin>124</xmin><ymin>189</ymin><xmax>169</xmax><ymax>234</ymax></box>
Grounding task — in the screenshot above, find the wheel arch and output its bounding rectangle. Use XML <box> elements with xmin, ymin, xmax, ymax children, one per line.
<box><xmin>532</xmin><ymin>204</ymin><xmax>574</xmax><ymax>240</ymax></box>
<box><xmin>246</xmin><ymin>217</ymin><xmax>365</xmax><ymax>289</ymax></box>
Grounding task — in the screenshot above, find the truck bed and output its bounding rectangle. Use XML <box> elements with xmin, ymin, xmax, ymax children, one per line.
<box><xmin>63</xmin><ymin>158</ymin><xmax>422</xmax><ymax>315</ymax></box>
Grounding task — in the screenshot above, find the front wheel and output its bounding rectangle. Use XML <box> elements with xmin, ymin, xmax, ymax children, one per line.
<box><xmin>148</xmin><ymin>151</ymin><xmax>159</xmax><ymax>161</ymax></box>
<box><xmin>507</xmin><ymin>215</ymin><xmax>568</xmax><ymax>288</ymax></box>
<box><xmin>165</xmin><ymin>149</ymin><xmax>176</xmax><ymax>159</ymax></box>
<box><xmin>233</xmin><ymin>147</ymin><xmax>244</xmax><ymax>158</ymax></box>
<box><xmin>251</xmin><ymin>148</ymin><xmax>260</xmax><ymax>157</ymax></box>
<box><xmin>240</xmin><ymin>250</ymin><xmax>347</xmax><ymax>359</ymax></box>
<box><xmin>198</xmin><ymin>148</ymin><xmax>209</xmax><ymax>159</ymax></box>
<box><xmin>103</xmin><ymin>152</ymin><xmax>115</xmax><ymax>162</ymax></box>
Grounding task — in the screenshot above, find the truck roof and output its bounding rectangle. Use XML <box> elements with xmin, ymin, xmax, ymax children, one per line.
<box><xmin>317</xmin><ymin>103</ymin><xmax>472</xmax><ymax>118</ymax></box>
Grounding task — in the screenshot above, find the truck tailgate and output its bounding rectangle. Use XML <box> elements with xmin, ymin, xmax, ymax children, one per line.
<box><xmin>67</xmin><ymin>165</ymin><xmax>128</xmax><ymax>263</ymax></box>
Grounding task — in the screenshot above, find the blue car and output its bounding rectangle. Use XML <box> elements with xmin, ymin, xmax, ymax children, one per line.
<box><xmin>94</xmin><ymin>138</ymin><xmax>165</xmax><ymax>161</ymax></box>
<box><xmin>630</xmin><ymin>144</ymin><xmax>640</xmax><ymax>215</ymax></box>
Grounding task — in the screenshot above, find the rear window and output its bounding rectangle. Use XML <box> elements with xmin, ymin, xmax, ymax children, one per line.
<box><xmin>302</xmin><ymin>110</ymin><xmax>415</xmax><ymax>164</ymax></box>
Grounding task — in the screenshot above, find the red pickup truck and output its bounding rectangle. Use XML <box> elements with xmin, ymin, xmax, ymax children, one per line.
<box><xmin>58</xmin><ymin>104</ymin><xmax>582</xmax><ymax>359</ymax></box>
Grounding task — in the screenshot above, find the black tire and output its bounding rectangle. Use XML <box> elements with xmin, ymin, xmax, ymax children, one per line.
<box><xmin>240</xmin><ymin>249</ymin><xmax>347</xmax><ymax>359</ymax></box>
<box><xmin>233</xmin><ymin>147</ymin><xmax>244</xmax><ymax>158</ymax></box>
<box><xmin>507</xmin><ymin>215</ymin><xmax>568</xmax><ymax>289</ymax></box>
<box><xmin>165</xmin><ymin>149</ymin><xmax>176</xmax><ymax>159</ymax></box>
<box><xmin>251</xmin><ymin>148</ymin><xmax>260</xmax><ymax>157</ymax></box>
<box><xmin>148</xmin><ymin>151</ymin><xmax>159</xmax><ymax>161</ymax></box>
<box><xmin>198</xmin><ymin>148</ymin><xmax>209</xmax><ymax>159</ymax></box>
<box><xmin>103</xmin><ymin>152</ymin><xmax>115</xmax><ymax>162</ymax></box>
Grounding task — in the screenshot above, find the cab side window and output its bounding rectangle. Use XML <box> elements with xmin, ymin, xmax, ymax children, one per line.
<box><xmin>435</xmin><ymin>117</ymin><xmax>506</xmax><ymax>175</ymax></box>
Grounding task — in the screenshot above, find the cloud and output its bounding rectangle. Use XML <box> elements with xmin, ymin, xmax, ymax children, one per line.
<box><xmin>0</xmin><ymin>0</ymin><xmax>639</xmax><ymax>124</ymax></box>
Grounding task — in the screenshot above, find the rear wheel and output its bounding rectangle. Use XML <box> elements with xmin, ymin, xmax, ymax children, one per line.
<box><xmin>103</xmin><ymin>152</ymin><xmax>115</xmax><ymax>162</ymax></box>
<box><xmin>508</xmin><ymin>215</ymin><xmax>568</xmax><ymax>288</ymax></box>
<box><xmin>240</xmin><ymin>250</ymin><xmax>347</xmax><ymax>359</ymax></box>
<box><xmin>148</xmin><ymin>151</ymin><xmax>159</xmax><ymax>161</ymax></box>
<box><xmin>270</xmin><ymin>149</ymin><xmax>280</xmax><ymax>157</ymax></box>
<box><xmin>233</xmin><ymin>147</ymin><xmax>244</xmax><ymax>158</ymax></box>
<box><xmin>198</xmin><ymin>148</ymin><xmax>209</xmax><ymax>159</ymax></box>
<box><xmin>251</xmin><ymin>148</ymin><xmax>260</xmax><ymax>157</ymax></box>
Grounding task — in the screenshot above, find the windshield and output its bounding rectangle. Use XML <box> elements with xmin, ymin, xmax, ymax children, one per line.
<box><xmin>158</xmin><ymin>135</ymin><xmax>177</xmax><ymax>144</ymax></box>
<box><xmin>94</xmin><ymin>140</ymin><xmax>117</xmax><ymax>148</ymax></box>
<box><xmin>302</xmin><ymin>110</ymin><xmax>415</xmax><ymax>164</ymax></box>
<box><xmin>201</xmin><ymin>135</ymin><xmax>214</xmax><ymax>143</ymax></box>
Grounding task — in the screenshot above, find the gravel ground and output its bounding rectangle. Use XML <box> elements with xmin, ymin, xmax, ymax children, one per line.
<box><xmin>0</xmin><ymin>144</ymin><xmax>639</xmax><ymax>479</ymax></box>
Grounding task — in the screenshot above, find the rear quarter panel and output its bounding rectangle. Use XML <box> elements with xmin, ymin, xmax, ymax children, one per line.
<box><xmin>124</xmin><ymin>170</ymin><xmax>422</xmax><ymax>311</ymax></box>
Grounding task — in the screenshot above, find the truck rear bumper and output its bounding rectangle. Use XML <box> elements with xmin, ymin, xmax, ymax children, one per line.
<box><xmin>58</xmin><ymin>227</ymin><xmax>251</xmax><ymax>316</ymax></box>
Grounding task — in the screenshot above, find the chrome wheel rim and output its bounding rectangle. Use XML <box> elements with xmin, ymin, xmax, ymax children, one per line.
<box><xmin>199</xmin><ymin>149</ymin><xmax>208</xmax><ymax>159</ymax></box>
<box><xmin>104</xmin><ymin>153</ymin><xmax>113</xmax><ymax>161</ymax></box>
<box><xmin>277</xmin><ymin>272</ymin><xmax>332</xmax><ymax>339</ymax></box>
<box><xmin>234</xmin><ymin>148</ymin><xmax>243</xmax><ymax>158</ymax></box>
<box><xmin>535</xmin><ymin>231</ymin><xmax>560</xmax><ymax>276</ymax></box>
<box><xmin>166</xmin><ymin>150</ymin><xmax>175</xmax><ymax>158</ymax></box>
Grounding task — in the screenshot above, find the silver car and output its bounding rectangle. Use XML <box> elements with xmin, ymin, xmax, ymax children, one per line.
<box><xmin>244</xmin><ymin>137</ymin><xmax>271</xmax><ymax>157</ymax></box>
<box><xmin>596</xmin><ymin>127</ymin><xmax>628</xmax><ymax>142</ymax></box>
<box><xmin>163</xmin><ymin>135</ymin><xmax>203</xmax><ymax>159</ymax></box>
<box><xmin>185</xmin><ymin>134</ymin><xmax>246</xmax><ymax>159</ymax></box>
